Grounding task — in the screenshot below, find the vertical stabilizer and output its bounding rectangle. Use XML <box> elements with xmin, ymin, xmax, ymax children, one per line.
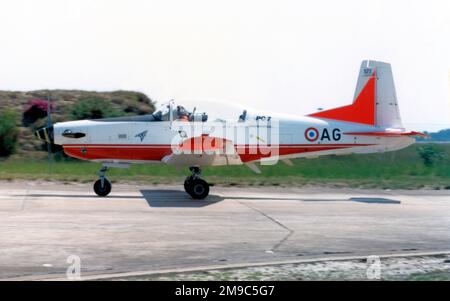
<box><xmin>309</xmin><ymin>60</ymin><xmax>404</xmax><ymax>129</ymax></box>
<box><xmin>355</xmin><ymin>60</ymin><xmax>403</xmax><ymax>129</ymax></box>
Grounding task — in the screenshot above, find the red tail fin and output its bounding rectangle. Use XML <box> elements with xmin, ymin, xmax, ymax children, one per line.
<box><xmin>309</xmin><ymin>74</ymin><xmax>376</xmax><ymax>126</ymax></box>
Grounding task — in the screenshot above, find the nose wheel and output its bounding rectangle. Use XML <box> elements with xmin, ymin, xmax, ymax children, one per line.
<box><xmin>93</xmin><ymin>166</ymin><xmax>112</xmax><ymax>197</ymax></box>
<box><xmin>184</xmin><ymin>167</ymin><xmax>210</xmax><ymax>199</ymax></box>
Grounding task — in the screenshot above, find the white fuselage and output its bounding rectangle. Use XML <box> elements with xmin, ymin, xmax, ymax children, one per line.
<box><xmin>53</xmin><ymin>112</ymin><xmax>415</xmax><ymax>167</ymax></box>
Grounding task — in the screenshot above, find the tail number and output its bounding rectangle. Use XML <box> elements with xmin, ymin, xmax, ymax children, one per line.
<box><xmin>305</xmin><ymin>127</ymin><xmax>341</xmax><ymax>142</ymax></box>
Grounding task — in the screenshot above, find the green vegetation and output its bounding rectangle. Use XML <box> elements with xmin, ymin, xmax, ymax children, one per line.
<box><xmin>0</xmin><ymin>109</ymin><xmax>19</xmax><ymax>157</ymax></box>
<box><xmin>70</xmin><ymin>97</ymin><xmax>121</xmax><ymax>120</ymax></box>
<box><xmin>0</xmin><ymin>144</ymin><xmax>449</xmax><ymax>189</ymax></box>
<box><xmin>0</xmin><ymin>90</ymin><xmax>156</xmax><ymax>157</ymax></box>
<box><xmin>417</xmin><ymin>145</ymin><xmax>444</xmax><ymax>167</ymax></box>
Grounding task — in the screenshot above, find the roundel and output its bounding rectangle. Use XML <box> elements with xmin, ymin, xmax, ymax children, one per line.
<box><xmin>305</xmin><ymin>127</ymin><xmax>319</xmax><ymax>142</ymax></box>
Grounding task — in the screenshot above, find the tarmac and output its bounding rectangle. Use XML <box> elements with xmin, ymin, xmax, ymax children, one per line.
<box><xmin>0</xmin><ymin>181</ymin><xmax>449</xmax><ymax>280</ymax></box>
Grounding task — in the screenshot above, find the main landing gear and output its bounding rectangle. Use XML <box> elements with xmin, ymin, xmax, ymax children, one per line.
<box><xmin>92</xmin><ymin>165</ymin><xmax>209</xmax><ymax>199</ymax></box>
<box><xmin>93</xmin><ymin>166</ymin><xmax>112</xmax><ymax>197</ymax></box>
<box><xmin>184</xmin><ymin>167</ymin><xmax>210</xmax><ymax>199</ymax></box>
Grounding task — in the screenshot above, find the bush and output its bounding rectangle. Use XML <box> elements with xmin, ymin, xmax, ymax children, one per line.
<box><xmin>0</xmin><ymin>109</ymin><xmax>19</xmax><ymax>157</ymax></box>
<box><xmin>417</xmin><ymin>145</ymin><xmax>444</xmax><ymax>167</ymax></box>
<box><xmin>22</xmin><ymin>99</ymin><xmax>51</xmax><ymax>126</ymax></box>
<box><xmin>71</xmin><ymin>98</ymin><xmax>121</xmax><ymax>120</ymax></box>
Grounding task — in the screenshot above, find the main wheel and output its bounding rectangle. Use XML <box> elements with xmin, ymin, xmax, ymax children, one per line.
<box><xmin>94</xmin><ymin>179</ymin><xmax>112</xmax><ymax>197</ymax></box>
<box><xmin>188</xmin><ymin>179</ymin><xmax>209</xmax><ymax>199</ymax></box>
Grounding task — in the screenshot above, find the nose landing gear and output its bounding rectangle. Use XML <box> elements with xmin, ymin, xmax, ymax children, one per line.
<box><xmin>184</xmin><ymin>167</ymin><xmax>210</xmax><ymax>199</ymax></box>
<box><xmin>93</xmin><ymin>166</ymin><xmax>112</xmax><ymax>197</ymax></box>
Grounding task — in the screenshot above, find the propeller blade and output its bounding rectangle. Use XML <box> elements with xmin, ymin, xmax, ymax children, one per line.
<box><xmin>47</xmin><ymin>93</ymin><xmax>52</xmax><ymax>159</ymax></box>
<box><xmin>47</xmin><ymin>94</ymin><xmax>53</xmax><ymax>128</ymax></box>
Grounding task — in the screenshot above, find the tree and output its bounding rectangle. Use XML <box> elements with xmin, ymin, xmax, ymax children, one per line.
<box><xmin>71</xmin><ymin>98</ymin><xmax>121</xmax><ymax>120</ymax></box>
<box><xmin>0</xmin><ymin>109</ymin><xmax>19</xmax><ymax>157</ymax></box>
<box><xmin>417</xmin><ymin>145</ymin><xmax>439</xmax><ymax>167</ymax></box>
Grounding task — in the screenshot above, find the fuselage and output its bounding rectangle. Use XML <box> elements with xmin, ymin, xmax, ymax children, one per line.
<box><xmin>53</xmin><ymin>112</ymin><xmax>415</xmax><ymax>167</ymax></box>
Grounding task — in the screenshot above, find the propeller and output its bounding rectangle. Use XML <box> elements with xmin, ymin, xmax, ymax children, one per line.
<box><xmin>46</xmin><ymin>93</ymin><xmax>53</xmax><ymax>162</ymax></box>
<box><xmin>34</xmin><ymin>92</ymin><xmax>54</xmax><ymax>162</ymax></box>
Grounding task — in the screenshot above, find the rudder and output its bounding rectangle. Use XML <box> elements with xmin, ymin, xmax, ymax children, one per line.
<box><xmin>355</xmin><ymin>60</ymin><xmax>403</xmax><ymax>129</ymax></box>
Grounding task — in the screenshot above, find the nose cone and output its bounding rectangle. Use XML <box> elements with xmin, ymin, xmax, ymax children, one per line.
<box><xmin>35</xmin><ymin>126</ymin><xmax>54</xmax><ymax>144</ymax></box>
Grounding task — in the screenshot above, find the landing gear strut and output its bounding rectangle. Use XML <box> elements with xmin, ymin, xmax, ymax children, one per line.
<box><xmin>93</xmin><ymin>165</ymin><xmax>112</xmax><ymax>197</ymax></box>
<box><xmin>184</xmin><ymin>167</ymin><xmax>209</xmax><ymax>199</ymax></box>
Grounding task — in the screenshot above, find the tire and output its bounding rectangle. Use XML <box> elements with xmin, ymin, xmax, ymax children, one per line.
<box><xmin>188</xmin><ymin>179</ymin><xmax>209</xmax><ymax>199</ymax></box>
<box><xmin>94</xmin><ymin>179</ymin><xmax>112</xmax><ymax>197</ymax></box>
<box><xmin>184</xmin><ymin>177</ymin><xmax>193</xmax><ymax>194</ymax></box>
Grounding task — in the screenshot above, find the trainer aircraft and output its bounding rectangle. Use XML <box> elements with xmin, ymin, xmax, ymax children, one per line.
<box><xmin>36</xmin><ymin>61</ymin><xmax>426</xmax><ymax>199</ymax></box>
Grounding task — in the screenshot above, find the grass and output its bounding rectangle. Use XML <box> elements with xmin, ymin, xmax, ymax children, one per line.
<box><xmin>0</xmin><ymin>144</ymin><xmax>449</xmax><ymax>189</ymax></box>
<box><xmin>406</xmin><ymin>270</ymin><xmax>450</xmax><ymax>281</ymax></box>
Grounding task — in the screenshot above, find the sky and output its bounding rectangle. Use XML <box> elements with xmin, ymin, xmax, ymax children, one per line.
<box><xmin>0</xmin><ymin>0</ymin><xmax>449</xmax><ymax>131</ymax></box>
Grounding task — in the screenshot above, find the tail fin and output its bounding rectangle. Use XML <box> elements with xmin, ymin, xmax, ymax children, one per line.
<box><xmin>309</xmin><ymin>60</ymin><xmax>403</xmax><ymax>129</ymax></box>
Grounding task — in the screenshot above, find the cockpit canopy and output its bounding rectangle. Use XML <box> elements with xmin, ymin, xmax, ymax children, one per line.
<box><xmin>152</xmin><ymin>102</ymin><xmax>208</xmax><ymax>122</ymax></box>
<box><xmin>151</xmin><ymin>100</ymin><xmax>248</xmax><ymax>123</ymax></box>
<box><xmin>94</xmin><ymin>100</ymin><xmax>249</xmax><ymax>123</ymax></box>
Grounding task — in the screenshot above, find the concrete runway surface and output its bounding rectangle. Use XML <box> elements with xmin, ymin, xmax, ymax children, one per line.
<box><xmin>0</xmin><ymin>181</ymin><xmax>449</xmax><ymax>280</ymax></box>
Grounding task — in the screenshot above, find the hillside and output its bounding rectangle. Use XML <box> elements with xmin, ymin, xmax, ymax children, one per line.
<box><xmin>0</xmin><ymin>90</ymin><xmax>156</xmax><ymax>158</ymax></box>
<box><xmin>419</xmin><ymin>129</ymin><xmax>450</xmax><ymax>142</ymax></box>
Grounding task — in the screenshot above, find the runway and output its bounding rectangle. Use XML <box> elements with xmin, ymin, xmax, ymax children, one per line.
<box><xmin>0</xmin><ymin>181</ymin><xmax>449</xmax><ymax>280</ymax></box>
